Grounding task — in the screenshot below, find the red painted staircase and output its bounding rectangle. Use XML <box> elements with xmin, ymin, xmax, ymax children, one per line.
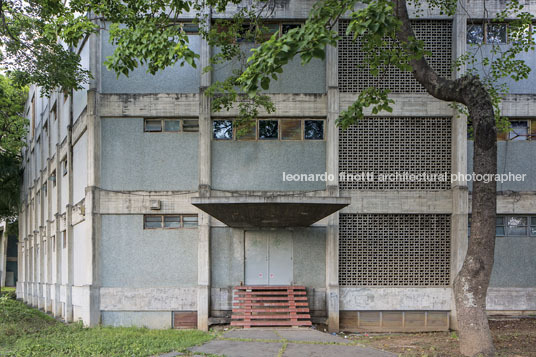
<box><xmin>231</xmin><ymin>286</ymin><xmax>312</xmax><ymax>328</ymax></box>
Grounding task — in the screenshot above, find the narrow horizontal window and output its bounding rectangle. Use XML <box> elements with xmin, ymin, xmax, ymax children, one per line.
<box><xmin>282</xmin><ymin>23</ymin><xmax>301</xmax><ymax>34</ymax></box>
<box><xmin>183</xmin><ymin>215</ymin><xmax>199</xmax><ymax>228</ymax></box>
<box><xmin>281</xmin><ymin>120</ymin><xmax>302</xmax><ymax>140</ymax></box>
<box><xmin>236</xmin><ymin>121</ymin><xmax>256</xmax><ymax>140</ymax></box>
<box><xmin>507</xmin><ymin>216</ymin><xmax>527</xmax><ymax>236</ymax></box>
<box><xmin>144</xmin><ymin>215</ymin><xmax>198</xmax><ymax>229</ymax></box>
<box><xmin>467</xmin><ymin>24</ymin><xmax>484</xmax><ymax>44</ymax></box>
<box><xmin>183</xmin><ymin>119</ymin><xmax>199</xmax><ymax>132</ymax></box>
<box><xmin>164</xmin><ymin>119</ymin><xmax>181</xmax><ymax>132</ymax></box>
<box><xmin>164</xmin><ymin>215</ymin><xmax>181</xmax><ymax>228</ymax></box>
<box><xmin>144</xmin><ymin>215</ymin><xmax>163</xmax><ymax>229</ymax></box>
<box><xmin>213</xmin><ymin>120</ymin><xmax>233</xmax><ymax>140</ymax></box>
<box><xmin>509</xmin><ymin>121</ymin><xmax>529</xmax><ymax>141</ymax></box>
<box><xmin>145</xmin><ymin>119</ymin><xmax>162</xmax><ymax>132</ymax></box>
<box><xmin>487</xmin><ymin>23</ymin><xmax>507</xmax><ymax>44</ymax></box>
<box><xmin>259</xmin><ymin>120</ymin><xmax>278</xmax><ymax>139</ymax></box>
<box><xmin>182</xmin><ymin>23</ymin><xmax>199</xmax><ymax>34</ymax></box>
<box><xmin>304</xmin><ymin>120</ymin><xmax>324</xmax><ymax>140</ymax></box>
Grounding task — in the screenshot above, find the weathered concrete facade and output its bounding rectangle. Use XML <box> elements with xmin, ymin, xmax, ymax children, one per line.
<box><xmin>17</xmin><ymin>0</ymin><xmax>536</xmax><ymax>331</ymax></box>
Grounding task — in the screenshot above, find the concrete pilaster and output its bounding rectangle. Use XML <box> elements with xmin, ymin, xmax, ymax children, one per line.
<box><xmin>53</xmin><ymin>144</ymin><xmax>63</xmax><ymax>318</ymax></box>
<box><xmin>64</xmin><ymin>109</ymin><xmax>74</xmax><ymax>322</ymax></box>
<box><xmin>197</xmin><ymin>16</ymin><xmax>212</xmax><ymax>330</ymax></box>
<box><xmin>17</xmin><ymin>242</ymin><xmax>23</xmax><ymax>298</ymax></box>
<box><xmin>449</xmin><ymin>1</ymin><xmax>469</xmax><ymax>330</ymax></box>
<box><xmin>326</xmin><ymin>35</ymin><xmax>340</xmax><ymax>332</ymax></box>
<box><xmin>37</xmin><ymin>233</ymin><xmax>44</xmax><ymax>310</ymax></box>
<box><xmin>85</xmin><ymin>85</ymin><xmax>102</xmax><ymax>326</ymax></box>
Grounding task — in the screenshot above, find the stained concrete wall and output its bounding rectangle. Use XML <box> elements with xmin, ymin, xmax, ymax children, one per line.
<box><xmin>292</xmin><ymin>227</ymin><xmax>326</xmax><ymax>288</ymax></box>
<box><xmin>100</xmin><ymin>118</ymin><xmax>198</xmax><ymax>191</ymax></box>
<box><xmin>101</xmin><ymin>311</ymin><xmax>172</xmax><ymax>329</ymax></box>
<box><xmin>467</xmin><ymin>141</ymin><xmax>536</xmax><ymax>191</ymax></box>
<box><xmin>72</xmin><ymin>132</ymin><xmax>88</xmax><ymax>204</ymax></box>
<box><xmin>100</xmin><ymin>31</ymin><xmax>200</xmax><ymax>94</ymax></box>
<box><xmin>50</xmin><ymin>111</ymin><xmax>58</xmax><ymax>151</ymax></box>
<box><xmin>469</xmin><ymin>45</ymin><xmax>536</xmax><ymax>94</ymax></box>
<box><xmin>60</xmin><ymin>97</ymin><xmax>69</xmax><ymax>144</ymax></box>
<box><xmin>212</xmin><ymin>44</ymin><xmax>326</xmax><ymax>94</ymax></box>
<box><xmin>100</xmin><ymin>215</ymin><xmax>198</xmax><ymax>288</ymax></box>
<box><xmin>210</xmin><ymin>228</ymin><xmax>243</xmax><ymax>288</ymax></box>
<box><xmin>73</xmin><ymin>221</ymin><xmax>90</xmax><ymax>286</ymax></box>
<box><xmin>211</xmin><ymin>140</ymin><xmax>326</xmax><ymax>191</ymax></box>
<box><xmin>73</xmin><ymin>42</ymin><xmax>89</xmax><ymax>122</ymax></box>
<box><xmin>490</xmin><ymin>237</ymin><xmax>536</xmax><ymax>288</ymax></box>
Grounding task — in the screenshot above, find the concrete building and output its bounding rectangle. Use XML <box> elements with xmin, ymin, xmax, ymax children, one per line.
<box><xmin>16</xmin><ymin>0</ymin><xmax>536</xmax><ymax>331</ymax></box>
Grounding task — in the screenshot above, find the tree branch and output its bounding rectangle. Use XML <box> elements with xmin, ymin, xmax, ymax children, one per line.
<box><xmin>393</xmin><ymin>0</ymin><xmax>469</xmax><ymax>103</ymax></box>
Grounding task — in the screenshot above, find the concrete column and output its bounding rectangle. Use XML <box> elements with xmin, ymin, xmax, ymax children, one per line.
<box><xmin>31</xmin><ymin>235</ymin><xmax>36</xmax><ymax>306</ymax></box>
<box><xmin>449</xmin><ymin>2</ymin><xmax>469</xmax><ymax>330</ymax></box>
<box><xmin>53</xmin><ymin>92</ymin><xmax>63</xmax><ymax>317</ymax></box>
<box><xmin>84</xmin><ymin>85</ymin><xmax>102</xmax><ymax>326</ymax></box>
<box><xmin>45</xmin><ymin>161</ymin><xmax>52</xmax><ymax>312</ymax></box>
<box><xmin>17</xmin><ymin>212</ymin><xmax>25</xmax><ymax>299</ymax></box>
<box><xmin>53</xmin><ymin>214</ymin><xmax>62</xmax><ymax>318</ymax></box>
<box><xmin>37</xmin><ymin>233</ymin><xmax>44</xmax><ymax>310</ymax></box>
<box><xmin>197</xmin><ymin>15</ymin><xmax>212</xmax><ymax>330</ymax></box>
<box><xmin>17</xmin><ymin>242</ymin><xmax>23</xmax><ymax>298</ymax></box>
<box><xmin>325</xmin><ymin>31</ymin><xmax>340</xmax><ymax>332</ymax></box>
<box><xmin>61</xmin><ymin>91</ymin><xmax>75</xmax><ymax>323</ymax></box>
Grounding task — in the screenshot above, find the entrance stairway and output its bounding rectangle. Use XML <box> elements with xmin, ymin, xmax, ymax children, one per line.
<box><xmin>231</xmin><ymin>285</ymin><xmax>312</xmax><ymax>328</ymax></box>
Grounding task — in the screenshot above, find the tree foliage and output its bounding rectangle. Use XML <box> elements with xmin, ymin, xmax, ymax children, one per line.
<box><xmin>0</xmin><ymin>74</ymin><xmax>27</xmax><ymax>219</ymax></box>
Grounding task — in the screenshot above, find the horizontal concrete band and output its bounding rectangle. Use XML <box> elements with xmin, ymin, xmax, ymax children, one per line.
<box><xmin>340</xmin><ymin>287</ymin><xmax>453</xmax><ymax>311</ymax></box>
<box><xmin>487</xmin><ymin>288</ymin><xmax>536</xmax><ymax>310</ymax></box>
<box><xmin>99</xmin><ymin>287</ymin><xmax>197</xmax><ymax>311</ymax></box>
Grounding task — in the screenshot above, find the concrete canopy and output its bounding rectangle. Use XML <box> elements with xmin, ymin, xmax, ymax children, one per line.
<box><xmin>191</xmin><ymin>196</ymin><xmax>350</xmax><ymax>228</ymax></box>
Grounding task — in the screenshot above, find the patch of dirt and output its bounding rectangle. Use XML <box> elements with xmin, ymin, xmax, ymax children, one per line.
<box><xmin>347</xmin><ymin>318</ymin><xmax>536</xmax><ymax>356</ymax></box>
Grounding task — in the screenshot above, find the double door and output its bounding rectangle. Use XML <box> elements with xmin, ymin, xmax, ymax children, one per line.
<box><xmin>245</xmin><ymin>231</ymin><xmax>293</xmax><ymax>285</ymax></box>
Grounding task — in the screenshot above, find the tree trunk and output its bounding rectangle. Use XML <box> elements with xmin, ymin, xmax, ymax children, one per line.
<box><xmin>393</xmin><ymin>1</ymin><xmax>498</xmax><ymax>355</ymax></box>
<box><xmin>452</xmin><ymin>79</ymin><xmax>497</xmax><ymax>357</ymax></box>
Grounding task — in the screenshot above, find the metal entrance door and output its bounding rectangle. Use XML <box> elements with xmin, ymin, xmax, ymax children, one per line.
<box><xmin>245</xmin><ymin>231</ymin><xmax>293</xmax><ymax>285</ymax></box>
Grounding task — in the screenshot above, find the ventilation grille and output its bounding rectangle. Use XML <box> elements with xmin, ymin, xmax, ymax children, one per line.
<box><xmin>338</xmin><ymin>20</ymin><xmax>452</xmax><ymax>93</ymax></box>
<box><xmin>339</xmin><ymin>214</ymin><xmax>451</xmax><ymax>286</ymax></box>
<box><xmin>339</xmin><ymin>117</ymin><xmax>451</xmax><ymax>190</ymax></box>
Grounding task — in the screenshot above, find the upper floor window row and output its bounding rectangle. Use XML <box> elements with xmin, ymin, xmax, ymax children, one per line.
<box><xmin>144</xmin><ymin>119</ymin><xmax>199</xmax><ymax>133</ymax></box>
<box><xmin>467</xmin><ymin>22</ymin><xmax>536</xmax><ymax>45</ymax></box>
<box><xmin>213</xmin><ymin>119</ymin><xmax>324</xmax><ymax>141</ymax></box>
<box><xmin>144</xmin><ymin>214</ymin><xmax>198</xmax><ymax>229</ymax></box>
<box><xmin>505</xmin><ymin>120</ymin><xmax>536</xmax><ymax>141</ymax></box>
<box><xmin>214</xmin><ymin>21</ymin><xmax>303</xmax><ymax>43</ymax></box>
<box><xmin>469</xmin><ymin>215</ymin><xmax>536</xmax><ymax>237</ymax></box>
<box><xmin>470</xmin><ymin>119</ymin><xmax>536</xmax><ymax>141</ymax></box>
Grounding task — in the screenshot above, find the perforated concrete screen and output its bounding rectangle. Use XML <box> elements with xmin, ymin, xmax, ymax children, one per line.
<box><xmin>339</xmin><ymin>214</ymin><xmax>451</xmax><ymax>286</ymax></box>
<box><xmin>339</xmin><ymin>117</ymin><xmax>451</xmax><ymax>190</ymax></box>
<box><xmin>338</xmin><ymin>20</ymin><xmax>452</xmax><ymax>93</ymax></box>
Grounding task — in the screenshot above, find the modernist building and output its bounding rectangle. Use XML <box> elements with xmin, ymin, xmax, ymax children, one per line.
<box><xmin>16</xmin><ymin>0</ymin><xmax>536</xmax><ymax>331</ymax></box>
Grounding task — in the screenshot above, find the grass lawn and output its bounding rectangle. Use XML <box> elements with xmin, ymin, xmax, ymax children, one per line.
<box><xmin>0</xmin><ymin>288</ymin><xmax>214</xmax><ymax>356</ymax></box>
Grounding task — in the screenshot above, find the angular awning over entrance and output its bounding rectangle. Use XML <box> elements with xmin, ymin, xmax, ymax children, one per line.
<box><xmin>191</xmin><ymin>196</ymin><xmax>350</xmax><ymax>228</ymax></box>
